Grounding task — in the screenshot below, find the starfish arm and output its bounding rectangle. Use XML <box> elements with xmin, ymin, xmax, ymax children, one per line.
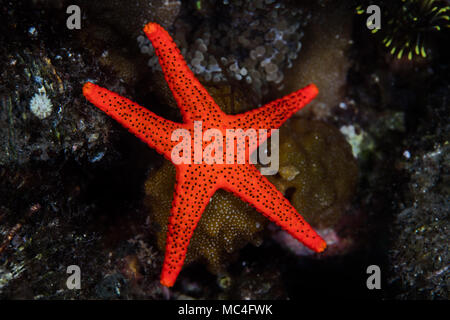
<box><xmin>161</xmin><ymin>165</ymin><xmax>218</xmax><ymax>287</ymax></box>
<box><xmin>143</xmin><ymin>23</ymin><xmax>223</xmax><ymax>123</ymax></box>
<box><xmin>223</xmin><ymin>165</ymin><xmax>326</xmax><ymax>253</ymax></box>
<box><xmin>231</xmin><ymin>84</ymin><xmax>319</xmax><ymax>131</ymax></box>
<box><xmin>83</xmin><ymin>82</ymin><xmax>181</xmax><ymax>159</ymax></box>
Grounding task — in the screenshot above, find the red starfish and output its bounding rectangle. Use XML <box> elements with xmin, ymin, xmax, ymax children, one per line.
<box><xmin>83</xmin><ymin>22</ymin><xmax>326</xmax><ymax>287</ymax></box>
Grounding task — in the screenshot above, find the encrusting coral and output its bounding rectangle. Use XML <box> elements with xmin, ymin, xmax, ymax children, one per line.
<box><xmin>282</xmin><ymin>2</ymin><xmax>353</xmax><ymax>119</ymax></box>
<box><xmin>144</xmin><ymin>161</ymin><xmax>266</xmax><ymax>273</ymax></box>
<box><xmin>268</xmin><ymin>118</ymin><xmax>358</xmax><ymax>228</ymax></box>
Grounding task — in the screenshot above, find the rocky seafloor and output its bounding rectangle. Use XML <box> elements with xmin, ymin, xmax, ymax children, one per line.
<box><xmin>0</xmin><ymin>0</ymin><xmax>448</xmax><ymax>299</ymax></box>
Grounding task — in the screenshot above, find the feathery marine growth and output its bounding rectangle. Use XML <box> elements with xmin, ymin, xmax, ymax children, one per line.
<box><xmin>82</xmin><ymin>22</ymin><xmax>326</xmax><ymax>287</ymax></box>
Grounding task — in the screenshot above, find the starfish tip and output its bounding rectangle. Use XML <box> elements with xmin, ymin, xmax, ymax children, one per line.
<box><xmin>307</xmin><ymin>83</ymin><xmax>319</xmax><ymax>98</ymax></box>
<box><xmin>82</xmin><ymin>82</ymin><xmax>95</xmax><ymax>96</ymax></box>
<box><xmin>160</xmin><ymin>277</ymin><xmax>174</xmax><ymax>288</ymax></box>
<box><xmin>316</xmin><ymin>239</ymin><xmax>327</xmax><ymax>253</ymax></box>
<box><xmin>143</xmin><ymin>22</ymin><xmax>160</xmax><ymax>35</ymax></box>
